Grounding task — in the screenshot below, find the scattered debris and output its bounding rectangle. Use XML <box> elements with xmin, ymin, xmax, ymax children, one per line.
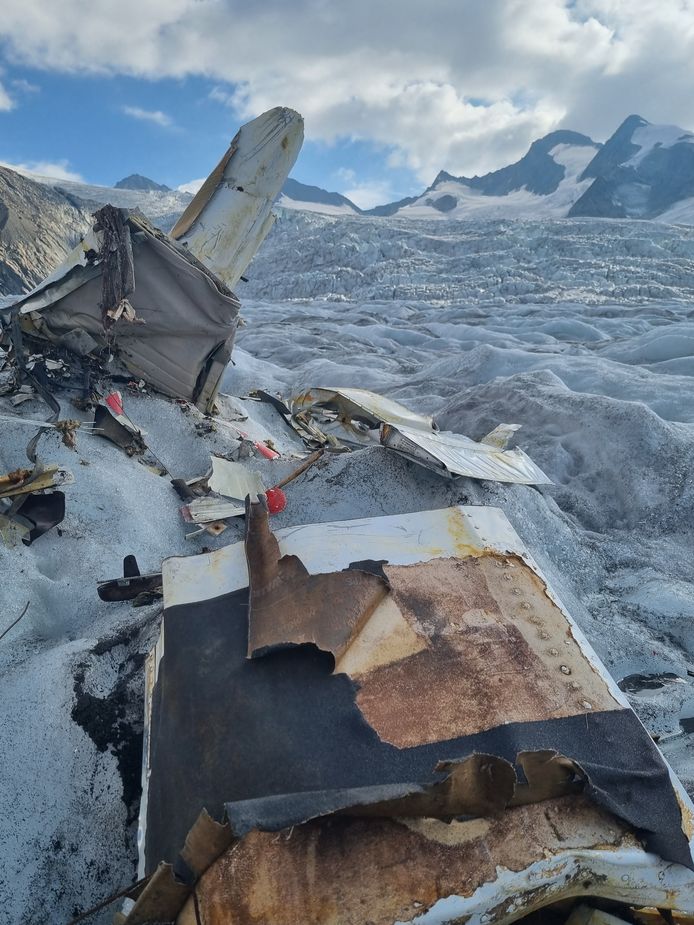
<box><xmin>0</xmin><ymin>465</ymin><xmax>75</xmax><ymax>498</ymax></box>
<box><xmin>97</xmin><ymin>556</ymin><xmax>163</xmax><ymax>603</ymax></box>
<box><xmin>120</xmin><ymin>503</ymin><xmax>694</xmax><ymax>924</ymax></box>
<box><xmin>4</xmin><ymin>105</ymin><xmax>694</xmax><ymax>925</ymax></box>
<box><xmin>282</xmin><ymin>386</ymin><xmax>551</xmax><ymax>484</ymax></box>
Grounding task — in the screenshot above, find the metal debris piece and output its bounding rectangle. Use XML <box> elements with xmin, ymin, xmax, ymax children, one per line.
<box><xmin>0</xmin><ymin>464</ymin><xmax>74</xmax><ymax>499</ymax></box>
<box><xmin>93</xmin><ymin>404</ymin><xmax>146</xmax><ymax>456</ymax></box>
<box><xmin>381</xmin><ymin>422</ymin><xmax>552</xmax><ymax>484</ymax></box>
<box><xmin>206</xmin><ymin>456</ymin><xmax>265</xmax><ymax>500</ymax></box>
<box><xmin>480</xmin><ymin>422</ymin><xmax>522</xmax><ymax>449</ymax></box>
<box><xmin>171</xmin><ymin>107</ymin><xmax>304</xmax><ymax>291</ymax></box>
<box><xmin>5</xmin><ymin>490</ymin><xmax>66</xmax><ymax>545</ymax></box>
<box><xmin>97</xmin><ymin>555</ymin><xmax>163</xmax><ymax>603</ymax></box>
<box><xmin>0</xmin><ymin>467</ymin><xmax>67</xmax><ymax>545</ymax></box>
<box><xmin>125</xmin><ymin>505</ymin><xmax>694</xmax><ymax>925</ymax></box>
<box><xmin>291</xmin><ymin>386</ymin><xmax>435</xmax><ymax>448</ymax></box>
<box><xmin>245</xmin><ymin>499</ymin><xmax>388</xmax><ymax>660</ymax></box>
<box><xmin>181</xmin><ymin>497</ymin><xmax>245</xmax><ymax>524</ymax></box>
<box><xmin>288</xmin><ymin>386</ymin><xmax>551</xmax><ymax>485</ymax></box>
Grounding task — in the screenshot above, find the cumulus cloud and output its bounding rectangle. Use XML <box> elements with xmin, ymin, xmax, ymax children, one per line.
<box><xmin>0</xmin><ymin>158</ymin><xmax>83</xmax><ymax>181</ymax></box>
<box><xmin>338</xmin><ymin>175</ymin><xmax>395</xmax><ymax>209</ymax></box>
<box><xmin>177</xmin><ymin>178</ymin><xmax>204</xmax><ymax>194</ymax></box>
<box><xmin>1</xmin><ymin>1</ymin><xmax>694</xmax><ymax>181</ymax></box>
<box><xmin>121</xmin><ymin>105</ymin><xmax>173</xmax><ymax>128</ymax></box>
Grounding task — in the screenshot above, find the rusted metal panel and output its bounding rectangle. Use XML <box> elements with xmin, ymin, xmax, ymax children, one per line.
<box><xmin>127</xmin><ymin>505</ymin><xmax>694</xmax><ymax>925</ymax></box>
<box><xmin>354</xmin><ymin>555</ymin><xmax>620</xmax><ymax>747</ymax></box>
<box><xmin>179</xmin><ymin>796</ymin><xmax>686</xmax><ymax>925</ymax></box>
<box><xmin>245</xmin><ymin>499</ymin><xmax>388</xmax><ymax>659</ymax></box>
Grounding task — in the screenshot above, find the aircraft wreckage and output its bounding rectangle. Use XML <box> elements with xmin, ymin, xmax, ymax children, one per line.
<box><xmin>1</xmin><ymin>107</ymin><xmax>694</xmax><ymax>925</ymax></box>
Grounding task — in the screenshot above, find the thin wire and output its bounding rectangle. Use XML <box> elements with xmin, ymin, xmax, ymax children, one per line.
<box><xmin>0</xmin><ymin>600</ymin><xmax>30</xmax><ymax>642</ymax></box>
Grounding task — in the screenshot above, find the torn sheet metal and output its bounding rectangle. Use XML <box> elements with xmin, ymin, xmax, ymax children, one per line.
<box><xmin>382</xmin><ymin>422</ymin><xmax>552</xmax><ymax>484</ymax></box>
<box><xmin>181</xmin><ymin>497</ymin><xmax>245</xmax><ymax>524</ymax></box>
<box><xmin>8</xmin><ymin>209</ymin><xmax>240</xmax><ymax>411</ymax></box>
<box><xmin>0</xmin><ymin>489</ymin><xmax>65</xmax><ymax>546</ymax></box>
<box><xmin>180</xmin><ymin>805</ymin><xmax>694</xmax><ymax>925</ymax></box>
<box><xmin>171</xmin><ymin>107</ymin><xmax>304</xmax><ymax>290</ymax></box>
<box><xmin>206</xmin><ymin>456</ymin><xmax>265</xmax><ymax>500</ymax></box>
<box><xmin>246</xmin><ymin>500</ymin><xmax>388</xmax><ymax>659</ymax></box>
<box><xmin>93</xmin><ymin>404</ymin><xmax>146</xmax><ymax>456</ymax></box>
<box><xmin>129</xmin><ymin>505</ymin><xmax>694</xmax><ymax>925</ymax></box>
<box><xmin>290</xmin><ymin>386</ymin><xmax>551</xmax><ymax>484</ymax></box>
<box><xmin>0</xmin><ymin>464</ymin><xmax>73</xmax><ymax>499</ymax></box>
<box><xmin>291</xmin><ymin>386</ymin><xmax>436</xmax><ymax>448</ymax></box>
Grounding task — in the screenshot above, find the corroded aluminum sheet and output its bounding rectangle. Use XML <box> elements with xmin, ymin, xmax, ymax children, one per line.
<box><xmin>136</xmin><ymin>505</ymin><xmax>694</xmax><ymax>925</ymax></box>
<box><xmin>176</xmin><ymin>796</ymin><xmax>694</xmax><ymax>925</ymax></box>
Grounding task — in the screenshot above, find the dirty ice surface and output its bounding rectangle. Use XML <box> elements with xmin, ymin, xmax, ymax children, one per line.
<box><xmin>2</xmin><ymin>211</ymin><xmax>694</xmax><ymax>923</ymax></box>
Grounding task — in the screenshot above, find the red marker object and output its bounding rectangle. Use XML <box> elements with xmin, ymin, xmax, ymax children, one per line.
<box><xmin>255</xmin><ymin>440</ymin><xmax>280</xmax><ymax>460</ymax></box>
<box><xmin>106</xmin><ymin>391</ymin><xmax>124</xmax><ymax>417</ymax></box>
<box><xmin>265</xmin><ymin>487</ymin><xmax>287</xmax><ymax>514</ymax></box>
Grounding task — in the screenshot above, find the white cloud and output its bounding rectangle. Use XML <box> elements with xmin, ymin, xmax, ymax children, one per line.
<box><xmin>11</xmin><ymin>77</ymin><xmax>39</xmax><ymax>93</ymax></box>
<box><xmin>121</xmin><ymin>105</ymin><xmax>173</xmax><ymax>128</ymax></box>
<box><xmin>209</xmin><ymin>86</ymin><xmax>234</xmax><ymax>106</ymax></box>
<box><xmin>342</xmin><ymin>178</ymin><xmax>396</xmax><ymax>210</ymax></box>
<box><xmin>1</xmin><ymin>1</ymin><xmax>694</xmax><ymax>181</ymax></box>
<box><xmin>0</xmin><ymin>158</ymin><xmax>84</xmax><ymax>181</ymax></box>
<box><xmin>335</xmin><ymin>167</ymin><xmax>356</xmax><ymax>184</ymax></box>
<box><xmin>177</xmin><ymin>178</ymin><xmax>204</xmax><ymax>194</ymax></box>
<box><xmin>0</xmin><ymin>81</ymin><xmax>14</xmax><ymax>111</ymax></box>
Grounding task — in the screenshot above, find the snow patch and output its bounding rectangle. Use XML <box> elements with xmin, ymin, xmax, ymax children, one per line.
<box><xmin>628</xmin><ymin>123</ymin><xmax>694</xmax><ymax>167</ymax></box>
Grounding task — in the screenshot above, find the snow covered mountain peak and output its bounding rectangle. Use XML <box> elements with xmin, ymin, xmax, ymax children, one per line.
<box><xmin>570</xmin><ymin>114</ymin><xmax>694</xmax><ymax>220</ymax></box>
<box><xmin>114</xmin><ymin>173</ymin><xmax>172</xmax><ymax>192</ymax></box>
<box><xmin>277</xmin><ymin>177</ymin><xmax>361</xmax><ymax>215</ymax></box>
<box><xmin>386</xmin><ymin>129</ymin><xmax>600</xmax><ymax>221</ymax></box>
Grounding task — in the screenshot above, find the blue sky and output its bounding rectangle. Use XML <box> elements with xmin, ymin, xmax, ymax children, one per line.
<box><xmin>1</xmin><ymin>1</ymin><xmax>693</xmax><ymax>208</ymax></box>
<box><xmin>0</xmin><ymin>68</ymin><xmax>422</xmax><ymax>206</ymax></box>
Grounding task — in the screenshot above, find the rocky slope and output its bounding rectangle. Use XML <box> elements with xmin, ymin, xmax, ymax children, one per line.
<box><xmin>0</xmin><ymin>166</ymin><xmax>92</xmax><ymax>294</ymax></box>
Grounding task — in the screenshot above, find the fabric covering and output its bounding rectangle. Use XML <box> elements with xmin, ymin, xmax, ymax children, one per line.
<box><xmin>11</xmin><ymin>211</ymin><xmax>240</xmax><ymax>409</ymax></box>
